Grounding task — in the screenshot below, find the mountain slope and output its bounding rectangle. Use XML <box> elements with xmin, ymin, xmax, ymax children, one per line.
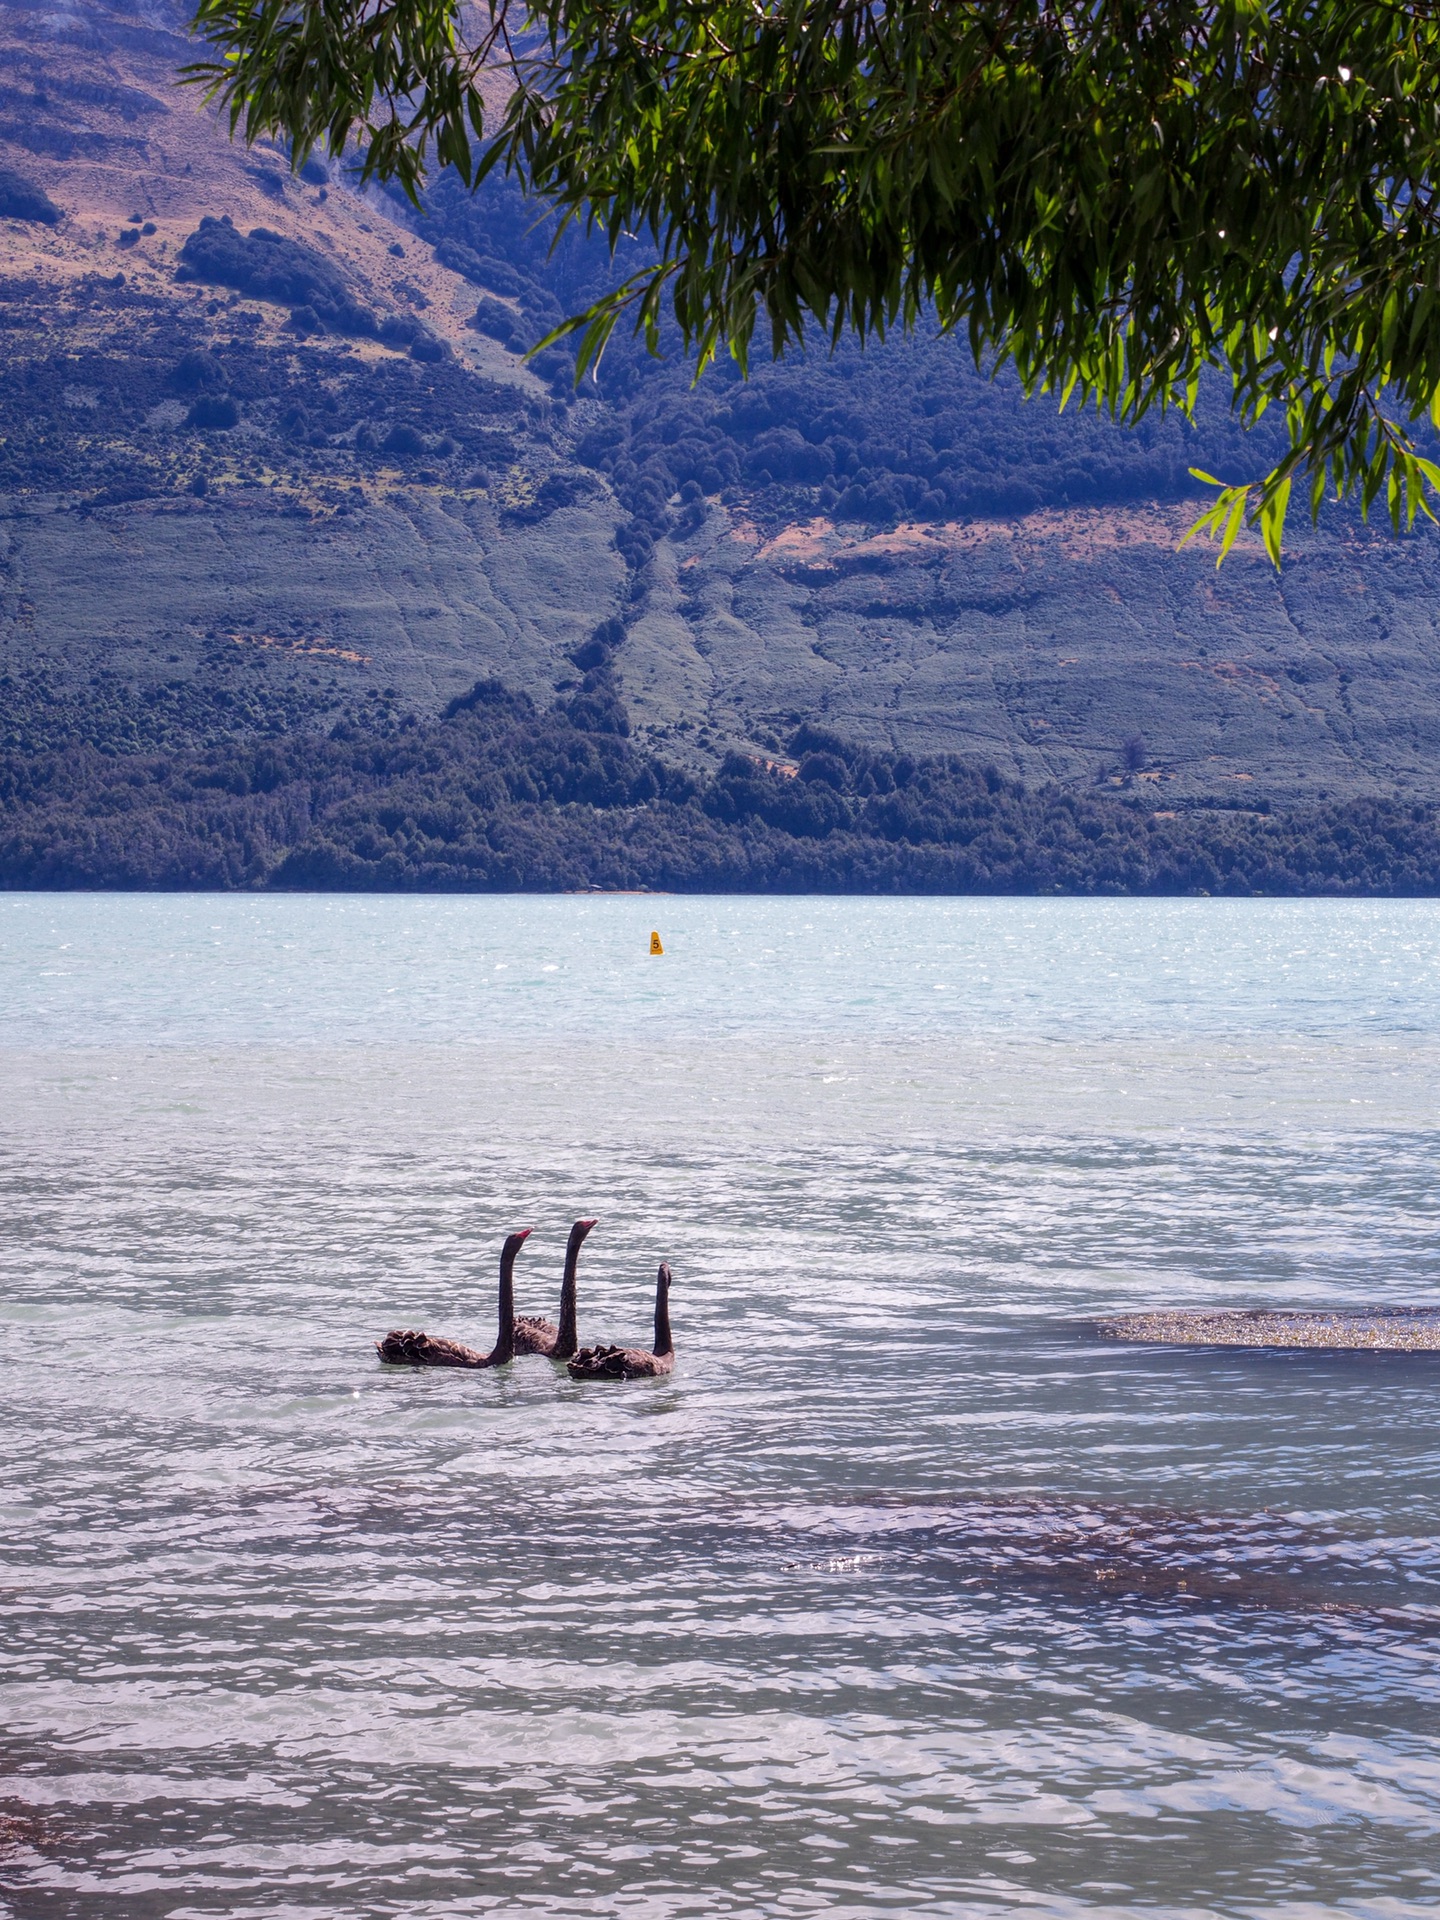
<box><xmin>0</xmin><ymin>0</ymin><xmax>623</xmax><ymax>749</ymax></box>
<box><xmin>2</xmin><ymin>0</ymin><xmax>1440</xmax><ymax>848</ymax></box>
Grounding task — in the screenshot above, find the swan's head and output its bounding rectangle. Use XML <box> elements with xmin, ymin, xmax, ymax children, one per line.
<box><xmin>502</xmin><ymin>1228</ymin><xmax>533</xmax><ymax>1261</ymax></box>
<box><xmin>571</xmin><ymin>1217</ymin><xmax>598</xmax><ymax>1244</ymax></box>
<box><xmin>657</xmin><ymin>1262</ymin><xmax>672</xmax><ymax>1287</ymax></box>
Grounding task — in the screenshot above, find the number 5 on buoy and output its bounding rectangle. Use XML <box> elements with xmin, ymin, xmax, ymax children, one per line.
<box><xmin>649</xmin><ymin>930</ymin><xmax>664</xmax><ymax>955</ymax></box>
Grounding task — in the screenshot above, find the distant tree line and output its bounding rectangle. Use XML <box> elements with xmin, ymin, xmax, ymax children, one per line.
<box><xmin>3</xmin><ymin>678</ymin><xmax>1437</xmax><ymax>895</ymax></box>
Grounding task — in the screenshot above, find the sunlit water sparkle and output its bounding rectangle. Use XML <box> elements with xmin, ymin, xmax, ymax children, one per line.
<box><xmin>1</xmin><ymin>895</ymin><xmax>1438</xmax><ymax>1919</ymax></box>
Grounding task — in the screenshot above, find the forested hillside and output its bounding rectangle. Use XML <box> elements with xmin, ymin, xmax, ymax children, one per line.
<box><xmin>6</xmin><ymin>675</ymin><xmax>1438</xmax><ymax>895</ymax></box>
<box><xmin>414</xmin><ymin>169</ymin><xmax>1295</xmax><ymax>533</ymax></box>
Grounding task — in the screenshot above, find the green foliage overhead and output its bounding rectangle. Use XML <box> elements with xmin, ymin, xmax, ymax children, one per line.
<box><xmin>189</xmin><ymin>0</ymin><xmax>1440</xmax><ymax>560</ymax></box>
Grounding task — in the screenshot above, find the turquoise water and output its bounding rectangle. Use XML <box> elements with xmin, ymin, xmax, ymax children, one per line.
<box><xmin>8</xmin><ymin>892</ymin><xmax>1440</xmax><ymax>1046</ymax></box>
<box><xmin>1</xmin><ymin>896</ymin><xmax>1438</xmax><ymax>1918</ymax></box>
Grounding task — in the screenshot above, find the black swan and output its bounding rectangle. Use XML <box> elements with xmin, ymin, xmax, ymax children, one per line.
<box><xmin>514</xmin><ymin>1217</ymin><xmax>595</xmax><ymax>1359</ymax></box>
<box><xmin>568</xmin><ymin>1263</ymin><xmax>674</xmax><ymax>1380</ymax></box>
<box><xmin>376</xmin><ymin>1228</ymin><xmax>530</xmax><ymax>1368</ymax></box>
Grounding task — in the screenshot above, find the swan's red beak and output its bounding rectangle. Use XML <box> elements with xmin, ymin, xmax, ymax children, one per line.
<box><xmin>514</xmin><ymin>1227</ymin><xmax>533</xmax><ymax>1242</ymax></box>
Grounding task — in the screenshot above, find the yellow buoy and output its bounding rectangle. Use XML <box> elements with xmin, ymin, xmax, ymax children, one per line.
<box><xmin>649</xmin><ymin>930</ymin><xmax>664</xmax><ymax>955</ymax></box>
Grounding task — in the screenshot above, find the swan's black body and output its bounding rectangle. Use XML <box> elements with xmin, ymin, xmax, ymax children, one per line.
<box><xmin>568</xmin><ymin>1264</ymin><xmax>674</xmax><ymax>1380</ymax></box>
<box><xmin>376</xmin><ymin>1229</ymin><xmax>529</xmax><ymax>1368</ymax></box>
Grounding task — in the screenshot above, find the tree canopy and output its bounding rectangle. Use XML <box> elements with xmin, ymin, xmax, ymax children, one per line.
<box><xmin>188</xmin><ymin>0</ymin><xmax>1440</xmax><ymax>559</ymax></box>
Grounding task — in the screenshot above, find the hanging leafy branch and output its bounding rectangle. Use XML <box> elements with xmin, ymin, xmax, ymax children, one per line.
<box><xmin>187</xmin><ymin>1</ymin><xmax>1440</xmax><ymax>560</ymax></box>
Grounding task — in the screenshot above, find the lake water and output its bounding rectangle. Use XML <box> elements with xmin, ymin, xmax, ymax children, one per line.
<box><xmin>1</xmin><ymin>894</ymin><xmax>1438</xmax><ymax>1919</ymax></box>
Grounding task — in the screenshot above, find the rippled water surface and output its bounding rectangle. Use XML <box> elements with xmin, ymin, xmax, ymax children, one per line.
<box><xmin>2</xmin><ymin>895</ymin><xmax>1439</xmax><ymax>1919</ymax></box>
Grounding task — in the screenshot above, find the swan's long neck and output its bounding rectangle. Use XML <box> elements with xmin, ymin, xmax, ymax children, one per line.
<box><xmin>492</xmin><ymin>1243</ymin><xmax>517</xmax><ymax>1364</ymax></box>
<box><xmin>555</xmin><ymin>1227</ymin><xmax>584</xmax><ymax>1359</ymax></box>
<box><xmin>652</xmin><ymin>1264</ymin><xmax>673</xmax><ymax>1358</ymax></box>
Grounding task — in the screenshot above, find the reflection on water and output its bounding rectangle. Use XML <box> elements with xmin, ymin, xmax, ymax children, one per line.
<box><xmin>1</xmin><ymin>896</ymin><xmax>1438</xmax><ymax>1918</ymax></box>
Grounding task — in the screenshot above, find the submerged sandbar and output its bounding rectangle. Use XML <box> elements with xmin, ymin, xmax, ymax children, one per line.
<box><xmin>1094</xmin><ymin>1307</ymin><xmax>1440</xmax><ymax>1352</ymax></box>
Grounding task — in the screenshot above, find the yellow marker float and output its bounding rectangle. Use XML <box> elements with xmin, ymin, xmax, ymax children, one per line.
<box><xmin>649</xmin><ymin>930</ymin><xmax>664</xmax><ymax>955</ymax></box>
